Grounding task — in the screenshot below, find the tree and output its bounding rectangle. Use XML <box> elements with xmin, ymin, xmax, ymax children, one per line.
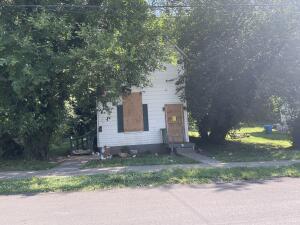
<box><xmin>0</xmin><ymin>0</ymin><xmax>168</xmax><ymax>159</ymax></box>
<box><xmin>176</xmin><ymin>0</ymin><xmax>300</xmax><ymax>144</ymax></box>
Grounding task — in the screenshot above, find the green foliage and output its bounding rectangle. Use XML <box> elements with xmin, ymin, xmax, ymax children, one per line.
<box><xmin>177</xmin><ymin>0</ymin><xmax>300</xmax><ymax>144</ymax></box>
<box><xmin>0</xmin><ymin>133</ymin><xmax>23</xmax><ymax>159</ymax></box>
<box><xmin>49</xmin><ymin>139</ymin><xmax>70</xmax><ymax>157</ymax></box>
<box><xmin>244</xmin><ymin>96</ymin><xmax>282</xmax><ymax>124</ymax></box>
<box><xmin>0</xmin><ymin>1</ymin><xmax>168</xmax><ymax>159</ymax></box>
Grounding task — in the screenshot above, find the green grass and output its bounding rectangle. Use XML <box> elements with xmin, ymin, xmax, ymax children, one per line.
<box><xmin>200</xmin><ymin>142</ymin><xmax>300</xmax><ymax>162</ymax></box>
<box><xmin>189</xmin><ymin>131</ymin><xmax>200</xmax><ymax>138</ymax></box>
<box><xmin>2</xmin><ymin>164</ymin><xmax>300</xmax><ymax>195</ymax></box>
<box><xmin>232</xmin><ymin>127</ymin><xmax>292</xmax><ymax>148</ymax></box>
<box><xmin>0</xmin><ymin>139</ymin><xmax>67</xmax><ymax>172</ymax></box>
<box><xmin>190</xmin><ymin>126</ymin><xmax>300</xmax><ymax>162</ymax></box>
<box><xmin>82</xmin><ymin>154</ymin><xmax>198</xmax><ymax>169</ymax></box>
<box><xmin>0</xmin><ymin>160</ymin><xmax>58</xmax><ymax>172</ymax></box>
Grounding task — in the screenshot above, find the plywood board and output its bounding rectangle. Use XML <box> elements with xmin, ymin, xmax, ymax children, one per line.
<box><xmin>123</xmin><ymin>92</ymin><xmax>144</xmax><ymax>132</ymax></box>
<box><xmin>165</xmin><ymin>104</ymin><xmax>184</xmax><ymax>143</ymax></box>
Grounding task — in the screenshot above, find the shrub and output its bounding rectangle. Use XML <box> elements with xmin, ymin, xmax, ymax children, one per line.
<box><xmin>0</xmin><ymin>133</ymin><xmax>23</xmax><ymax>159</ymax></box>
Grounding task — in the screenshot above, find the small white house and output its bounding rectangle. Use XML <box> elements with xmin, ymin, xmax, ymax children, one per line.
<box><xmin>97</xmin><ymin>64</ymin><xmax>190</xmax><ymax>153</ymax></box>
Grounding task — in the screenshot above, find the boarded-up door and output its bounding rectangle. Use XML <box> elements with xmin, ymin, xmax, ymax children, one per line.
<box><xmin>165</xmin><ymin>104</ymin><xmax>184</xmax><ymax>143</ymax></box>
<box><xmin>123</xmin><ymin>92</ymin><xmax>144</xmax><ymax>132</ymax></box>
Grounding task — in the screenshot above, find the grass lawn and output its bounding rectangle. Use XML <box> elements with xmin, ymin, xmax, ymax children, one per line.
<box><xmin>190</xmin><ymin>126</ymin><xmax>300</xmax><ymax>162</ymax></box>
<box><xmin>82</xmin><ymin>154</ymin><xmax>198</xmax><ymax>169</ymax></box>
<box><xmin>2</xmin><ymin>164</ymin><xmax>300</xmax><ymax>195</ymax></box>
<box><xmin>0</xmin><ymin>160</ymin><xmax>58</xmax><ymax>172</ymax></box>
<box><xmin>230</xmin><ymin>126</ymin><xmax>292</xmax><ymax>148</ymax></box>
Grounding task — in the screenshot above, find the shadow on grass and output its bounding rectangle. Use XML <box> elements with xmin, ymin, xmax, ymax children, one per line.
<box><xmin>197</xmin><ymin>141</ymin><xmax>300</xmax><ymax>162</ymax></box>
<box><xmin>0</xmin><ymin>160</ymin><xmax>58</xmax><ymax>172</ymax></box>
<box><xmin>3</xmin><ymin>164</ymin><xmax>300</xmax><ymax>196</ymax></box>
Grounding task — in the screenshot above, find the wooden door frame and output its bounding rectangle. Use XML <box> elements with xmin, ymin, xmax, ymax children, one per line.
<box><xmin>164</xmin><ymin>104</ymin><xmax>185</xmax><ymax>143</ymax></box>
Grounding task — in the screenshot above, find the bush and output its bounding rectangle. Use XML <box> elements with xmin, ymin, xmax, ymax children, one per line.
<box><xmin>0</xmin><ymin>133</ymin><xmax>23</xmax><ymax>159</ymax></box>
<box><xmin>291</xmin><ymin>115</ymin><xmax>300</xmax><ymax>148</ymax></box>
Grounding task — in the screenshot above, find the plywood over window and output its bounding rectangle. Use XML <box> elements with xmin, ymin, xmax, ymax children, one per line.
<box><xmin>123</xmin><ymin>92</ymin><xmax>144</xmax><ymax>132</ymax></box>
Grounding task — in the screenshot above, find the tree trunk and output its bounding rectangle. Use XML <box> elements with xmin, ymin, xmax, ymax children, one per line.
<box><xmin>198</xmin><ymin>126</ymin><xmax>209</xmax><ymax>142</ymax></box>
<box><xmin>197</xmin><ymin>116</ymin><xmax>210</xmax><ymax>143</ymax></box>
<box><xmin>208</xmin><ymin>126</ymin><xmax>229</xmax><ymax>144</ymax></box>
<box><xmin>208</xmin><ymin>132</ymin><xmax>226</xmax><ymax>144</ymax></box>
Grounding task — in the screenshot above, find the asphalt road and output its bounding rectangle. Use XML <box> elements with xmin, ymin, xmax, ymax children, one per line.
<box><xmin>1</xmin><ymin>178</ymin><xmax>300</xmax><ymax>225</ymax></box>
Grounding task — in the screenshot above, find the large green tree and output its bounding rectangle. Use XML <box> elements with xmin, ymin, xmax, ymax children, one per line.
<box><xmin>0</xmin><ymin>0</ymin><xmax>168</xmax><ymax>159</ymax></box>
<box><xmin>177</xmin><ymin>0</ymin><xmax>300</xmax><ymax>144</ymax></box>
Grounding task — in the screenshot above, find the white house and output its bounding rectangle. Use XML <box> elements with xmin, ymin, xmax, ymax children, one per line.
<box><xmin>96</xmin><ymin>64</ymin><xmax>191</xmax><ymax>153</ymax></box>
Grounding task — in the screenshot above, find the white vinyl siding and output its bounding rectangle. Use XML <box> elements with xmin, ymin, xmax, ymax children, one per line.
<box><xmin>97</xmin><ymin>64</ymin><xmax>188</xmax><ymax>148</ymax></box>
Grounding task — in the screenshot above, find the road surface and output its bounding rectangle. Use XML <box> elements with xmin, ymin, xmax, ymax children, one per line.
<box><xmin>1</xmin><ymin>178</ymin><xmax>300</xmax><ymax>225</ymax></box>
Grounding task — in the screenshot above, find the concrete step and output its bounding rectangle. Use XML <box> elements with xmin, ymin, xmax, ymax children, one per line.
<box><xmin>176</xmin><ymin>147</ymin><xmax>195</xmax><ymax>152</ymax></box>
<box><xmin>168</xmin><ymin>143</ymin><xmax>195</xmax><ymax>150</ymax></box>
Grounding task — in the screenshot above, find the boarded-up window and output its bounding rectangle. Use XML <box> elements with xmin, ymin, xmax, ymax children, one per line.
<box><xmin>123</xmin><ymin>92</ymin><xmax>144</xmax><ymax>132</ymax></box>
